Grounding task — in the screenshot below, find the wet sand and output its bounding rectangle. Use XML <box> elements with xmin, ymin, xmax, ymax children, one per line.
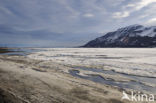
<box><xmin>0</xmin><ymin>48</ymin><xmax>156</xmax><ymax>103</ymax></box>
<box><xmin>28</xmin><ymin>48</ymin><xmax>156</xmax><ymax>94</ymax></box>
<box><xmin>0</xmin><ymin>55</ymin><xmax>132</xmax><ymax>103</ymax></box>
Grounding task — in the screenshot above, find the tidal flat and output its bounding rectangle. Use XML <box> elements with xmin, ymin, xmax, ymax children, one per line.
<box><xmin>0</xmin><ymin>48</ymin><xmax>156</xmax><ymax>103</ymax></box>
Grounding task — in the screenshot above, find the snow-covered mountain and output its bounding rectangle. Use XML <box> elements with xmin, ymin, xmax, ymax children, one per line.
<box><xmin>83</xmin><ymin>24</ymin><xmax>156</xmax><ymax>47</ymax></box>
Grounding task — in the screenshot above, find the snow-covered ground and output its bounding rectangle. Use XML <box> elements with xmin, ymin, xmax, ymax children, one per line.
<box><xmin>27</xmin><ymin>48</ymin><xmax>156</xmax><ymax>78</ymax></box>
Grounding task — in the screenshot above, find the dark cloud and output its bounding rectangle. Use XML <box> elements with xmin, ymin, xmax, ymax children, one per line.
<box><xmin>0</xmin><ymin>0</ymin><xmax>156</xmax><ymax>47</ymax></box>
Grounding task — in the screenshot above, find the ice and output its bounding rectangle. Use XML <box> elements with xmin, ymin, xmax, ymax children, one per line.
<box><xmin>27</xmin><ymin>48</ymin><xmax>156</xmax><ymax>78</ymax></box>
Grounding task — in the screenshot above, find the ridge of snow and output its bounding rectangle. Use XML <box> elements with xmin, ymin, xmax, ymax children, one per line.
<box><xmin>105</xmin><ymin>25</ymin><xmax>156</xmax><ymax>41</ymax></box>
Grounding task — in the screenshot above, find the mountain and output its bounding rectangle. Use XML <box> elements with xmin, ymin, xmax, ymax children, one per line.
<box><xmin>83</xmin><ymin>24</ymin><xmax>156</xmax><ymax>47</ymax></box>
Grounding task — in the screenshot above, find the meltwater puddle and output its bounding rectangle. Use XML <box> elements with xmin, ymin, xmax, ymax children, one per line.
<box><xmin>74</xmin><ymin>67</ymin><xmax>156</xmax><ymax>85</ymax></box>
<box><xmin>69</xmin><ymin>67</ymin><xmax>156</xmax><ymax>94</ymax></box>
<box><xmin>0</xmin><ymin>48</ymin><xmax>42</xmax><ymax>56</ymax></box>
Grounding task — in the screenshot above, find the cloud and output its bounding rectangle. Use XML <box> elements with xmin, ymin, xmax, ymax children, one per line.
<box><xmin>0</xmin><ymin>0</ymin><xmax>156</xmax><ymax>47</ymax></box>
<box><xmin>121</xmin><ymin>0</ymin><xmax>156</xmax><ymax>17</ymax></box>
<box><xmin>111</xmin><ymin>0</ymin><xmax>156</xmax><ymax>22</ymax></box>
<box><xmin>133</xmin><ymin>0</ymin><xmax>156</xmax><ymax>11</ymax></box>
<box><xmin>146</xmin><ymin>18</ymin><xmax>156</xmax><ymax>26</ymax></box>
<box><xmin>124</xmin><ymin>0</ymin><xmax>156</xmax><ymax>10</ymax></box>
<box><xmin>112</xmin><ymin>11</ymin><xmax>129</xmax><ymax>19</ymax></box>
<box><xmin>83</xmin><ymin>13</ymin><xmax>94</xmax><ymax>18</ymax></box>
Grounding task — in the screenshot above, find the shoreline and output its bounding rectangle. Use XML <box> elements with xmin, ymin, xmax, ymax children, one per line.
<box><xmin>0</xmin><ymin>48</ymin><xmax>156</xmax><ymax>103</ymax></box>
<box><xmin>0</xmin><ymin>55</ymin><xmax>128</xmax><ymax>103</ymax></box>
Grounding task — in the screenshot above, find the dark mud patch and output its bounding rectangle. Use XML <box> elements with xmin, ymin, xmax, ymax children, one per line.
<box><xmin>0</xmin><ymin>88</ymin><xmax>27</xmax><ymax>103</ymax></box>
<box><xmin>32</xmin><ymin>68</ymin><xmax>47</xmax><ymax>72</ymax></box>
<box><xmin>0</xmin><ymin>48</ymin><xmax>12</xmax><ymax>54</ymax></box>
<box><xmin>107</xmin><ymin>99</ymin><xmax>124</xmax><ymax>103</ymax></box>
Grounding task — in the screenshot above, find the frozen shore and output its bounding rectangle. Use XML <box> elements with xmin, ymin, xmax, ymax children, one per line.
<box><xmin>0</xmin><ymin>48</ymin><xmax>156</xmax><ymax>103</ymax></box>
<box><xmin>0</xmin><ymin>54</ymin><xmax>132</xmax><ymax>103</ymax></box>
<box><xmin>27</xmin><ymin>48</ymin><xmax>156</xmax><ymax>94</ymax></box>
<box><xmin>28</xmin><ymin>48</ymin><xmax>156</xmax><ymax>78</ymax></box>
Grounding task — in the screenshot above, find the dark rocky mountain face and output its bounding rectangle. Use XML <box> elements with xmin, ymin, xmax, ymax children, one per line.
<box><xmin>83</xmin><ymin>25</ymin><xmax>156</xmax><ymax>47</ymax></box>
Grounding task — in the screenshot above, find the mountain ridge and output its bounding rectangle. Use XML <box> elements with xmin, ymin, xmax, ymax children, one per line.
<box><xmin>83</xmin><ymin>24</ymin><xmax>156</xmax><ymax>47</ymax></box>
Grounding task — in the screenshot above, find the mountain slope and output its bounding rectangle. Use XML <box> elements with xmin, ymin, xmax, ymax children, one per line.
<box><xmin>83</xmin><ymin>24</ymin><xmax>156</xmax><ymax>47</ymax></box>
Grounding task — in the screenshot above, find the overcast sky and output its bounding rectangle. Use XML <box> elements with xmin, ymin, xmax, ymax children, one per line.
<box><xmin>0</xmin><ymin>0</ymin><xmax>156</xmax><ymax>47</ymax></box>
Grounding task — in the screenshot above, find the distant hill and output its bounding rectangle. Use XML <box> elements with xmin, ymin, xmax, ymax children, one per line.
<box><xmin>83</xmin><ymin>24</ymin><xmax>156</xmax><ymax>47</ymax></box>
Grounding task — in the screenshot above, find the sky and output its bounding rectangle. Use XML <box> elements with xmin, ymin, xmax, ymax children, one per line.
<box><xmin>0</xmin><ymin>0</ymin><xmax>156</xmax><ymax>47</ymax></box>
